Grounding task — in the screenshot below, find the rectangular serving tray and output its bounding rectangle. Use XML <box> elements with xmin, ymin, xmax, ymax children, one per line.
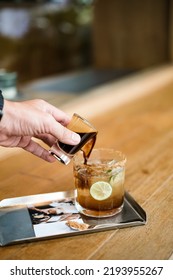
<box><xmin>0</xmin><ymin>190</ymin><xmax>146</xmax><ymax>246</ymax></box>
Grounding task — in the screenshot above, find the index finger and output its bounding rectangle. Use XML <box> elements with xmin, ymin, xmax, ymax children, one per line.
<box><xmin>43</xmin><ymin>102</ymin><xmax>71</xmax><ymax>126</ymax></box>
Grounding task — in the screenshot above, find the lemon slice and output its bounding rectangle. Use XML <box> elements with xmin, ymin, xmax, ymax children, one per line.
<box><xmin>90</xmin><ymin>181</ymin><xmax>112</xmax><ymax>201</ymax></box>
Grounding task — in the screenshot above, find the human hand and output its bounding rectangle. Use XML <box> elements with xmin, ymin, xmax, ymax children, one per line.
<box><xmin>0</xmin><ymin>99</ymin><xmax>80</xmax><ymax>162</ymax></box>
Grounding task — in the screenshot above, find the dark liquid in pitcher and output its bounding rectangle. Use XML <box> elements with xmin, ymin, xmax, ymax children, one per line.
<box><xmin>59</xmin><ymin>132</ymin><xmax>97</xmax><ymax>164</ymax></box>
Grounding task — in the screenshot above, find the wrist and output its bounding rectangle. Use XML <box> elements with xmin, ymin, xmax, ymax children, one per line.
<box><xmin>0</xmin><ymin>90</ymin><xmax>4</xmax><ymax>121</ymax></box>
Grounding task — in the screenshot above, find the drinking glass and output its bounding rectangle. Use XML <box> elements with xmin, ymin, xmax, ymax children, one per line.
<box><xmin>73</xmin><ymin>148</ymin><xmax>126</xmax><ymax>218</ymax></box>
<box><xmin>49</xmin><ymin>113</ymin><xmax>97</xmax><ymax>165</ymax></box>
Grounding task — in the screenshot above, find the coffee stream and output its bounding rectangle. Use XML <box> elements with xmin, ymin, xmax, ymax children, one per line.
<box><xmin>81</xmin><ymin>134</ymin><xmax>97</xmax><ymax>164</ymax></box>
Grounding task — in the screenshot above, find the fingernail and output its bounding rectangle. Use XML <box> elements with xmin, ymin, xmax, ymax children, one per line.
<box><xmin>72</xmin><ymin>133</ymin><xmax>81</xmax><ymax>144</ymax></box>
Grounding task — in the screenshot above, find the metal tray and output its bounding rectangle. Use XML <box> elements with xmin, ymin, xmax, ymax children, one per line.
<box><xmin>0</xmin><ymin>190</ymin><xmax>146</xmax><ymax>246</ymax></box>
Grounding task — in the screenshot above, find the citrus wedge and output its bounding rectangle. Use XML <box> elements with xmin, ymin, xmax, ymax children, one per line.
<box><xmin>90</xmin><ymin>181</ymin><xmax>112</xmax><ymax>201</ymax></box>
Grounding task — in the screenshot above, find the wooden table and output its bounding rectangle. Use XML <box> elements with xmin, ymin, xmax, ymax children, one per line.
<box><xmin>0</xmin><ymin>66</ymin><xmax>173</xmax><ymax>260</ymax></box>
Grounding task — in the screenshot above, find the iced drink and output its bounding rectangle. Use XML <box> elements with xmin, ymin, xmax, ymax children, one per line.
<box><xmin>73</xmin><ymin>149</ymin><xmax>126</xmax><ymax>218</ymax></box>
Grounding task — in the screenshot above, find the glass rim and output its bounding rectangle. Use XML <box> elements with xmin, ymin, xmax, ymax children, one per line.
<box><xmin>73</xmin><ymin>113</ymin><xmax>97</xmax><ymax>132</ymax></box>
<box><xmin>73</xmin><ymin>148</ymin><xmax>126</xmax><ymax>166</ymax></box>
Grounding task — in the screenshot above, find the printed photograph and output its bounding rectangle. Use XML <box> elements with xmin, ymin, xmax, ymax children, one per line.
<box><xmin>27</xmin><ymin>197</ymin><xmax>89</xmax><ymax>237</ymax></box>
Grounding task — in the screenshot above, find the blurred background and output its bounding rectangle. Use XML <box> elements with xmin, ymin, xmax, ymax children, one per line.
<box><xmin>0</xmin><ymin>0</ymin><xmax>172</xmax><ymax>99</ymax></box>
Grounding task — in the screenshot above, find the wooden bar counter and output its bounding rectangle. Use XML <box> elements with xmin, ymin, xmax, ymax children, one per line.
<box><xmin>0</xmin><ymin>65</ymin><xmax>173</xmax><ymax>260</ymax></box>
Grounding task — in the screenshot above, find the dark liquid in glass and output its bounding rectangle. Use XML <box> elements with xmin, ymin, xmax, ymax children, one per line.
<box><xmin>59</xmin><ymin>132</ymin><xmax>97</xmax><ymax>164</ymax></box>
